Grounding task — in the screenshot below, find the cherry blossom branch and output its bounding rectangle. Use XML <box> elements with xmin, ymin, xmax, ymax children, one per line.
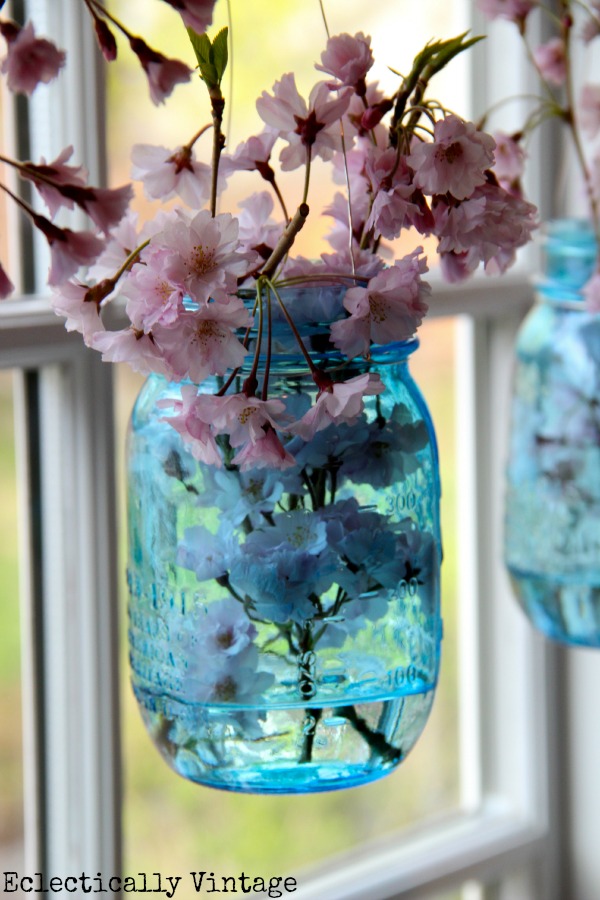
<box><xmin>225</xmin><ymin>0</ymin><xmax>234</xmax><ymax>155</ymax></box>
<box><xmin>269</xmin><ymin>176</ymin><xmax>290</xmax><ymax>224</ymax></box>
<box><xmin>561</xmin><ymin>6</ymin><xmax>600</xmax><ymax>244</ymax></box>
<box><xmin>82</xmin><ymin>238</ymin><xmax>150</xmax><ymax>311</ymax></box>
<box><xmin>318</xmin><ymin>0</ymin><xmax>357</xmax><ymax>273</ymax></box>
<box><xmin>84</xmin><ymin>0</ymin><xmax>128</xmax><ymax>39</ymax></box>
<box><xmin>276</xmin><ymin>272</ymin><xmax>369</xmax><ymax>288</ymax></box>
<box><xmin>262</xmin><ymin>276</ymin><xmax>318</xmax><ymax>376</ymax></box>
<box><xmin>242</xmin><ymin>277</ymin><xmax>265</xmax><ymax>397</ymax></box>
<box><xmin>215</xmin><ymin>295</ymin><xmax>260</xmax><ymax>397</ymax></box>
<box><xmin>260</xmin><ymin>286</ymin><xmax>273</xmax><ymax>402</ymax></box>
<box><xmin>259</xmin><ymin>202</ymin><xmax>309</xmax><ymax>280</ymax></box>
<box><xmin>301</xmin><ymin>146</ymin><xmax>312</xmax><ymax>206</ymax></box>
<box><xmin>209</xmin><ymin>90</ymin><xmax>225</xmax><ymax>217</ymax></box>
<box><xmin>186</xmin><ymin>28</ymin><xmax>230</xmax><ymax>217</ymax></box>
<box><xmin>333</xmin><ymin>704</ymin><xmax>402</xmax><ymax>764</ymax></box>
<box><xmin>183</xmin><ymin>123</ymin><xmax>213</xmax><ymax>152</ymax></box>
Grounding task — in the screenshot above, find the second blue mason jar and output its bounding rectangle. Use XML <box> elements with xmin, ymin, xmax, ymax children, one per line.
<box><xmin>505</xmin><ymin>220</ymin><xmax>600</xmax><ymax>647</ymax></box>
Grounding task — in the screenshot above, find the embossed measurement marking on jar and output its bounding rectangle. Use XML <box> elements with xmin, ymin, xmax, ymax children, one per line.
<box><xmin>386</xmin><ymin>489</ymin><xmax>417</xmax><ymax>518</ymax></box>
<box><xmin>298</xmin><ymin>650</ymin><xmax>317</xmax><ymax>699</ymax></box>
<box><xmin>397</xmin><ymin>577</ymin><xmax>420</xmax><ymax>598</ymax></box>
<box><xmin>386</xmin><ymin>664</ymin><xmax>419</xmax><ymax>689</ymax></box>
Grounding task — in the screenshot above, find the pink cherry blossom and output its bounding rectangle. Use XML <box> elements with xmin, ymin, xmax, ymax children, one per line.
<box><xmin>533</xmin><ymin>38</ymin><xmax>566</xmax><ymax>86</ymax></box>
<box><xmin>477</xmin><ymin>0</ymin><xmax>539</xmax><ymax>23</ymax></box>
<box><xmin>122</xmin><ymin>249</ymin><xmax>184</xmax><ymax>330</ymax></box>
<box><xmin>219</xmin><ymin>132</ymin><xmax>277</xmax><ymax>178</ymax></box>
<box><xmin>231</xmin><ymin>425</ymin><xmax>296</xmax><ymax>472</ymax></box>
<box><xmin>289</xmin><ymin>373</ymin><xmax>384</xmax><ymax>441</ymax></box>
<box><xmin>492</xmin><ymin>131</ymin><xmax>526</xmax><ymax>185</ymax></box>
<box><xmin>20</xmin><ymin>150</ymin><xmax>132</xmax><ymax>233</ymax></box>
<box><xmin>438</xmin><ymin>251</ymin><xmax>473</xmax><ymax>283</ymax></box>
<box><xmin>157</xmin><ymin>209</ymin><xmax>253</xmax><ymax>304</ymax></box>
<box><xmin>0</xmin><ymin>262</ymin><xmax>15</xmax><ymax>299</ymax></box>
<box><xmin>87</xmin><ymin>211</ymin><xmax>144</xmax><ymax>281</ymax></box>
<box><xmin>21</xmin><ymin>146</ymin><xmax>88</xmax><ymax>219</ymax></box>
<box><xmin>93</xmin><ymin>18</ymin><xmax>117</xmax><ymax>62</ymax></box>
<box><xmin>367</xmin><ymin>186</ymin><xmax>421</xmax><ymax>241</ymax></box>
<box><xmin>153</xmin><ymin>297</ymin><xmax>252</xmax><ymax>383</ymax></box>
<box><xmin>582</xmin><ymin>4</ymin><xmax>600</xmax><ymax>43</ymax></box>
<box><xmin>434</xmin><ymin>181</ymin><xmax>538</xmax><ymax>277</ymax></box>
<box><xmin>131</xmin><ymin>143</ymin><xmax>212</xmax><ymax>207</ymax></box>
<box><xmin>359</xmin><ymin>97</ymin><xmax>394</xmax><ymax>135</ymax></box>
<box><xmin>160</xmin><ymin>384</ymin><xmax>223</xmax><ymax>466</ymax></box>
<box><xmin>362</xmin><ymin>148</ymin><xmax>421</xmax><ymax>240</ymax></box>
<box><xmin>160</xmin><ymin>0</ymin><xmax>217</xmax><ymax>33</ymax></box>
<box><xmin>50</xmin><ymin>280</ymin><xmax>105</xmax><ymax>341</ymax></box>
<box><xmin>236</xmin><ymin>192</ymin><xmax>282</xmax><ymax>260</ymax></box>
<box><xmin>315</xmin><ymin>32</ymin><xmax>374</xmax><ymax>91</ymax></box>
<box><xmin>90</xmin><ymin>327</ymin><xmax>173</xmax><ymax>377</ymax></box>
<box><xmin>583</xmin><ymin>272</ymin><xmax>600</xmax><ymax>312</ymax></box>
<box><xmin>0</xmin><ymin>20</ymin><xmax>65</xmax><ymax>95</ymax></box>
<box><xmin>320</xmin><ymin>246</ymin><xmax>385</xmax><ymax>279</ymax></box>
<box><xmin>322</xmin><ymin>152</ymin><xmax>371</xmax><ymax>249</ymax></box>
<box><xmin>76</xmin><ymin>184</ymin><xmax>134</xmax><ymax>235</ymax></box>
<box><xmin>408</xmin><ymin>115</ymin><xmax>496</xmax><ymax>201</ymax></box>
<box><xmin>591</xmin><ymin>155</ymin><xmax>600</xmax><ymax>205</ymax></box>
<box><xmin>257</xmin><ymin>73</ymin><xmax>352</xmax><ymax>170</ymax></box>
<box><xmin>32</xmin><ymin>214</ymin><xmax>105</xmax><ymax>285</ymax></box>
<box><xmin>578</xmin><ymin>84</ymin><xmax>600</xmax><ymax>139</ymax></box>
<box><xmin>203</xmin><ymin>392</ymin><xmax>289</xmax><ymax>447</ymax></box>
<box><xmin>330</xmin><ymin>252</ymin><xmax>430</xmax><ymax>358</ymax></box>
<box><xmin>322</xmin><ymin>193</ymin><xmax>367</xmax><ymax>253</ymax></box>
<box><xmin>128</xmin><ymin>36</ymin><xmax>191</xmax><ymax>105</ymax></box>
<box><xmin>345</xmin><ymin>80</ymin><xmax>388</xmax><ymax>140</ymax></box>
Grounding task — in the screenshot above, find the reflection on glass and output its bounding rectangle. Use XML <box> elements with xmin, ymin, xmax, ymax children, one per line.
<box><xmin>107</xmin><ymin>0</ymin><xmax>465</xmax><ymax>881</ymax></box>
<box><xmin>0</xmin><ymin>371</ymin><xmax>24</xmax><ymax>874</ymax></box>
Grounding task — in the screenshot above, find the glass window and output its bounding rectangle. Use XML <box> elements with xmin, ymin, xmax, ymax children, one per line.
<box><xmin>0</xmin><ymin>1</ymin><xmax>562</xmax><ymax>896</ymax></box>
<box><xmin>0</xmin><ymin>371</ymin><xmax>24</xmax><ymax>875</ymax></box>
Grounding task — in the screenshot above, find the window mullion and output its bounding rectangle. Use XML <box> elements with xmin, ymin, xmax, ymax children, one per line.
<box><xmin>467</xmin><ymin>312</ymin><xmax>562</xmax><ymax>893</ymax></box>
<box><xmin>14</xmin><ymin>349</ymin><xmax>120</xmax><ymax>875</ymax></box>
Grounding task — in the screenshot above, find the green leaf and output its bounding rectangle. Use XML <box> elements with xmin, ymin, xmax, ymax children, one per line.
<box><xmin>186</xmin><ymin>26</ymin><xmax>228</xmax><ymax>89</ymax></box>
<box><xmin>427</xmin><ymin>32</ymin><xmax>485</xmax><ymax>77</ymax></box>
<box><xmin>211</xmin><ymin>27</ymin><xmax>229</xmax><ymax>84</ymax></box>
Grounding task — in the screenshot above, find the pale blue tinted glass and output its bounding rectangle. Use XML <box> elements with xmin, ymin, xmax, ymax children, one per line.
<box><xmin>505</xmin><ymin>220</ymin><xmax>600</xmax><ymax>646</ymax></box>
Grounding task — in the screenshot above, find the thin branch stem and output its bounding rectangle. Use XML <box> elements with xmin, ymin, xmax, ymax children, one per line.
<box><xmin>209</xmin><ymin>92</ymin><xmax>226</xmax><ymax>218</ymax></box>
<box><xmin>112</xmin><ymin>238</ymin><xmax>150</xmax><ymax>281</ymax></box>
<box><xmin>86</xmin><ymin>0</ymin><xmax>130</xmax><ymax>39</ymax></box>
<box><xmin>261</xmin><ymin>285</ymin><xmax>273</xmax><ymax>402</ymax></box>
<box><xmin>263</xmin><ymin>277</ymin><xmax>318</xmax><ymax>375</ymax></box>
<box><xmin>259</xmin><ymin>203</ymin><xmax>309</xmax><ymax>280</ymax></box>
<box><xmin>302</xmin><ymin>146</ymin><xmax>312</xmax><ymax>206</ymax></box>
<box><xmin>560</xmin><ymin>9</ymin><xmax>600</xmax><ymax>244</ymax></box>
<box><xmin>183</xmin><ymin>123</ymin><xmax>213</xmax><ymax>153</ymax></box>
<box><xmin>270</xmin><ymin>176</ymin><xmax>290</xmax><ymax>224</ymax></box>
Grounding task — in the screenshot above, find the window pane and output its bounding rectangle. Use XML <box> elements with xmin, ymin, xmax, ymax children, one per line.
<box><xmin>0</xmin><ymin>372</ymin><xmax>24</xmax><ymax>875</ymax></box>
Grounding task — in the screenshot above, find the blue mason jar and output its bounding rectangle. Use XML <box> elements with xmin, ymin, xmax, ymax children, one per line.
<box><xmin>126</xmin><ymin>286</ymin><xmax>442</xmax><ymax>793</ymax></box>
<box><xmin>505</xmin><ymin>220</ymin><xmax>600</xmax><ymax>646</ymax></box>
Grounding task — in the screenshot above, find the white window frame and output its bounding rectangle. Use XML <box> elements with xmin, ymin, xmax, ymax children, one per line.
<box><xmin>0</xmin><ymin>1</ymin><xmax>581</xmax><ymax>897</ymax></box>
